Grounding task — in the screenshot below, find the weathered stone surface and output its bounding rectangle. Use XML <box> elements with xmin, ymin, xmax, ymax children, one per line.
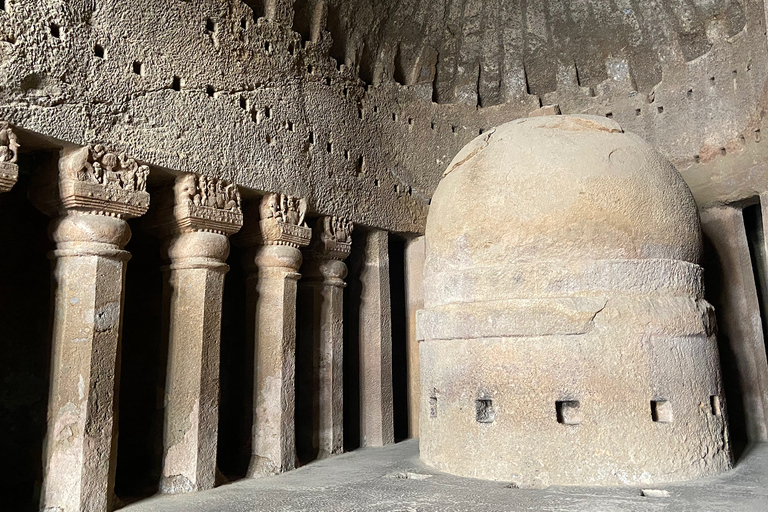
<box><xmin>404</xmin><ymin>236</ymin><xmax>425</xmax><ymax>439</ymax></box>
<box><xmin>301</xmin><ymin>216</ymin><xmax>353</xmax><ymax>459</ymax></box>
<box><xmin>701</xmin><ymin>206</ymin><xmax>768</xmax><ymax>443</ymax></box>
<box><xmin>146</xmin><ymin>173</ymin><xmax>242</xmax><ymax>494</ymax></box>
<box><xmin>418</xmin><ymin>115</ymin><xmax>732</xmax><ymax>486</ymax></box>
<box><xmin>359</xmin><ymin>228</ymin><xmax>394</xmax><ymax>447</ymax></box>
<box><xmin>237</xmin><ymin>193</ymin><xmax>312</xmax><ymax>477</ymax></box>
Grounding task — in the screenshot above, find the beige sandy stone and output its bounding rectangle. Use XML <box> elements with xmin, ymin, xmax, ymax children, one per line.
<box><xmin>146</xmin><ymin>173</ymin><xmax>243</xmax><ymax>493</ymax></box>
<box><xmin>405</xmin><ymin>236</ymin><xmax>425</xmax><ymax>438</ymax></box>
<box><xmin>359</xmin><ymin>228</ymin><xmax>395</xmax><ymax>447</ymax></box>
<box><xmin>302</xmin><ymin>216</ymin><xmax>353</xmax><ymax>458</ymax></box>
<box><xmin>418</xmin><ymin>115</ymin><xmax>732</xmax><ymax>487</ymax></box>
<box><xmin>237</xmin><ymin>193</ymin><xmax>311</xmax><ymax>476</ymax></box>
<box><xmin>30</xmin><ymin>144</ymin><xmax>150</xmax><ymax>512</ymax></box>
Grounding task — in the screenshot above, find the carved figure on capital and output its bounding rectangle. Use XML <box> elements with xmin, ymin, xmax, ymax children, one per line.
<box><xmin>67</xmin><ymin>144</ymin><xmax>150</xmax><ymax>194</ymax></box>
<box><xmin>176</xmin><ymin>173</ymin><xmax>242</xmax><ymax>213</ymax></box>
<box><xmin>0</xmin><ymin>121</ymin><xmax>20</xmax><ymax>164</ymax></box>
<box><xmin>0</xmin><ymin>121</ymin><xmax>20</xmax><ymax>193</ymax></box>
<box><xmin>257</xmin><ymin>193</ymin><xmax>312</xmax><ymax>248</ymax></box>
<box><xmin>260</xmin><ymin>192</ymin><xmax>308</xmax><ymax>227</ymax></box>
<box><xmin>311</xmin><ymin>215</ymin><xmax>353</xmax><ymax>261</ymax></box>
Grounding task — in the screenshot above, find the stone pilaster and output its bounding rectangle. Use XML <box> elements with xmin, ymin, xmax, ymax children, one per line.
<box><xmin>302</xmin><ymin>216</ymin><xmax>353</xmax><ymax>458</ymax></box>
<box><xmin>359</xmin><ymin>228</ymin><xmax>395</xmax><ymax>447</ymax></box>
<box><xmin>30</xmin><ymin>144</ymin><xmax>150</xmax><ymax>512</ymax></box>
<box><xmin>0</xmin><ymin>122</ymin><xmax>20</xmax><ymax>193</ymax></box>
<box><xmin>146</xmin><ymin>173</ymin><xmax>243</xmax><ymax>493</ymax></box>
<box><xmin>237</xmin><ymin>193</ymin><xmax>311</xmax><ymax>476</ymax></box>
<box><xmin>404</xmin><ymin>236</ymin><xmax>425</xmax><ymax>438</ymax></box>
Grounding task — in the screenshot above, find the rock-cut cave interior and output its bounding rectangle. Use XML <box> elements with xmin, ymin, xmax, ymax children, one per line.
<box><xmin>2</xmin><ymin>0</ymin><xmax>768</xmax><ymax>511</ymax></box>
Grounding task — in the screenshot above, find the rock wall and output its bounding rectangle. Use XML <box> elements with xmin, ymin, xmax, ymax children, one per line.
<box><xmin>0</xmin><ymin>0</ymin><xmax>766</xmax><ymax>237</ymax></box>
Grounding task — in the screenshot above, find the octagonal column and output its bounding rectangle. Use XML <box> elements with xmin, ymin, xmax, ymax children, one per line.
<box><xmin>0</xmin><ymin>122</ymin><xmax>19</xmax><ymax>194</ymax></box>
<box><xmin>359</xmin><ymin>228</ymin><xmax>395</xmax><ymax>447</ymax></box>
<box><xmin>237</xmin><ymin>193</ymin><xmax>311</xmax><ymax>476</ymax></box>
<box><xmin>30</xmin><ymin>144</ymin><xmax>150</xmax><ymax>512</ymax></box>
<box><xmin>146</xmin><ymin>174</ymin><xmax>243</xmax><ymax>493</ymax></box>
<box><xmin>303</xmin><ymin>216</ymin><xmax>353</xmax><ymax>458</ymax></box>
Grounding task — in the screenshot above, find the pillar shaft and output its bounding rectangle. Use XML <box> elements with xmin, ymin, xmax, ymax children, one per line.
<box><xmin>247</xmin><ymin>245</ymin><xmax>302</xmax><ymax>475</ymax></box>
<box><xmin>359</xmin><ymin>229</ymin><xmax>394</xmax><ymax>447</ymax></box>
<box><xmin>31</xmin><ymin>144</ymin><xmax>150</xmax><ymax>512</ymax></box>
<box><xmin>148</xmin><ymin>173</ymin><xmax>243</xmax><ymax>493</ymax></box>
<box><xmin>304</xmin><ymin>256</ymin><xmax>349</xmax><ymax>458</ymax></box>
<box><xmin>238</xmin><ymin>192</ymin><xmax>312</xmax><ymax>477</ymax></box>
<box><xmin>701</xmin><ymin>206</ymin><xmax>768</xmax><ymax>443</ymax></box>
<box><xmin>160</xmin><ymin>237</ymin><xmax>229</xmax><ymax>493</ymax></box>
<box><xmin>404</xmin><ymin>236</ymin><xmax>425</xmax><ymax>438</ymax></box>
<box><xmin>43</xmin><ymin>215</ymin><xmax>131</xmax><ymax>512</ymax></box>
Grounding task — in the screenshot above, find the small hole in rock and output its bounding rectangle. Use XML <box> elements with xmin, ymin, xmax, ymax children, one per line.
<box><xmin>374</xmin><ymin>179</ymin><xmax>380</xmax><ymax>187</ymax></box>
<box><xmin>265</xmin><ymin>41</ymin><xmax>271</xmax><ymax>52</ymax></box>
<box><xmin>476</xmin><ymin>398</ymin><xmax>494</xmax><ymax>424</ymax></box>
<box><xmin>657</xmin><ymin>106</ymin><xmax>664</xmax><ymax>114</ymax></box>
<box><xmin>241</xmin><ymin>18</ymin><xmax>248</xmax><ymax>29</ymax></box>
<box><xmin>635</xmin><ymin>108</ymin><xmax>641</xmax><ymax>116</ymax></box>
<box><xmin>240</xmin><ymin>97</ymin><xmax>248</xmax><ymax>109</ymax></box>
<box><xmin>172</xmin><ymin>76</ymin><xmax>182</xmax><ymax>91</ymax></box>
<box><xmin>556</xmin><ymin>400</ymin><xmax>582</xmax><ymax>425</ymax></box>
<box><xmin>720</xmin><ymin>147</ymin><xmax>726</xmax><ymax>155</ymax></box>
<box><xmin>694</xmin><ymin>155</ymin><xmax>700</xmax><ymax>163</ymax></box>
<box><xmin>451</xmin><ymin>125</ymin><xmax>457</xmax><ymax>134</ymax></box>
<box><xmin>94</xmin><ymin>44</ymin><xmax>105</xmax><ymax>59</ymax></box>
<box><xmin>392</xmin><ymin>113</ymin><xmax>397</xmax><ymax>121</ymax></box>
<box><xmin>308</xmin><ymin>131</ymin><xmax>314</xmax><ymax>144</ymax></box>
<box><xmin>205</xmin><ymin>18</ymin><xmax>216</xmax><ymax>33</ymax></box>
<box><xmin>264</xmin><ymin>106</ymin><xmax>271</xmax><ymax>118</ymax></box>
<box><xmin>431</xmin><ymin>121</ymin><xmax>436</xmax><ymax>129</ymax></box>
<box><xmin>651</xmin><ymin>400</ymin><xmax>673</xmax><ymax>423</ymax></box>
<box><xmin>206</xmin><ymin>86</ymin><xmax>215</xmax><ymax>97</ymax></box>
<box><xmin>605</xmin><ymin>112</ymin><xmax>613</xmax><ymax>119</ymax></box>
<box><xmin>132</xmin><ymin>61</ymin><xmax>143</xmax><ymax>75</ymax></box>
<box><xmin>326</xmin><ymin>141</ymin><xmax>332</xmax><ymax>153</ymax></box>
<box><xmin>287</xmin><ymin>121</ymin><xmax>294</xmax><ymax>132</ymax></box>
<box><xmin>687</xmin><ymin>89</ymin><xmax>693</xmax><ymax>99</ymax></box>
<box><xmin>344</xmin><ymin>149</ymin><xmax>350</xmax><ymax>160</ymax></box>
<box><xmin>710</xmin><ymin>395</ymin><xmax>722</xmax><ymax>416</ymax></box>
<box><xmin>50</xmin><ymin>24</ymin><xmax>61</xmax><ymax>38</ymax></box>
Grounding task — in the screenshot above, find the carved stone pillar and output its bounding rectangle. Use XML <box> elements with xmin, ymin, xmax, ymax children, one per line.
<box><xmin>237</xmin><ymin>193</ymin><xmax>311</xmax><ymax>476</ymax></box>
<box><xmin>359</xmin><ymin>228</ymin><xmax>395</xmax><ymax>447</ymax></box>
<box><xmin>146</xmin><ymin>174</ymin><xmax>243</xmax><ymax>493</ymax></box>
<box><xmin>302</xmin><ymin>216</ymin><xmax>353</xmax><ymax>458</ymax></box>
<box><xmin>0</xmin><ymin>122</ymin><xmax>19</xmax><ymax>193</ymax></box>
<box><xmin>30</xmin><ymin>144</ymin><xmax>150</xmax><ymax>512</ymax></box>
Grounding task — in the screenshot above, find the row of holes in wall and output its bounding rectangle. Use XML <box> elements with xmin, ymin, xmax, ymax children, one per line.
<box><xmin>428</xmin><ymin>396</ymin><xmax>723</xmax><ymax>425</ymax></box>
<box><xmin>48</xmin><ymin>21</ymin><xmax>436</xmax><ymax>199</ymax></box>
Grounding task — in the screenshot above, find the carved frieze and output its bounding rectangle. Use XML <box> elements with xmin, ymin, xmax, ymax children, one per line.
<box><xmin>308</xmin><ymin>216</ymin><xmax>353</xmax><ymax>260</ymax></box>
<box><xmin>258</xmin><ymin>193</ymin><xmax>312</xmax><ymax>248</ymax></box>
<box><xmin>161</xmin><ymin>173</ymin><xmax>244</xmax><ymax>236</ymax></box>
<box><xmin>0</xmin><ymin>122</ymin><xmax>19</xmax><ymax>193</ymax></box>
<box><xmin>34</xmin><ymin>144</ymin><xmax>151</xmax><ymax>218</ymax></box>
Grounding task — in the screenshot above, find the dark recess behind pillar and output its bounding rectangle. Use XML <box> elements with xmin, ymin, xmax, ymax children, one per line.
<box><xmin>744</xmin><ymin>202</ymin><xmax>768</xmax><ymax>366</ymax></box>
<box><xmin>115</xmin><ymin>221</ymin><xmax>165</xmax><ymax>501</ymax></box>
<box><xmin>295</xmin><ymin>270</ymin><xmax>317</xmax><ymax>465</ymax></box>
<box><xmin>343</xmin><ymin>233</ymin><xmax>363</xmax><ymax>452</ymax></box>
<box><xmin>218</xmin><ymin>244</ymin><xmax>252</xmax><ymax>479</ymax></box>
<box><xmin>389</xmin><ymin>234</ymin><xmax>408</xmax><ymax>442</ymax></box>
<box><xmin>0</xmin><ymin>158</ymin><xmax>53</xmax><ymax>512</ymax></box>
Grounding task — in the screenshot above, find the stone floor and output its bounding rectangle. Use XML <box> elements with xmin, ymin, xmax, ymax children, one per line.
<box><xmin>122</xmin><ymin>440</ymin><xmax>768</xmax><ymax>512</ymax></box>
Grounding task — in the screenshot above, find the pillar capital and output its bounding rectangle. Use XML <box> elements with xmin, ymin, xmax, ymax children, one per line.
<box><xmin>31</xmin><ymin>144</ymin><xmax>150</xmax><ymax>219</ymax></box>
<box><xmin>304</xmin><ymin>216</ymin><xmax>353</xmax><ymax>286</ymax></box>
<box><xmin>147</xmin><ymin>173</ymin><xmax>244</xmax><ymax>238</ymax></box>
<box><xmin>235</xmin><ymin>192</ymin><xmax>312</xmax><ymax>249</ymax></box>
<box><xmin>0</xmin><ymin>122</ymin><xmax>19</xmax><ymax>194</ymax></box>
